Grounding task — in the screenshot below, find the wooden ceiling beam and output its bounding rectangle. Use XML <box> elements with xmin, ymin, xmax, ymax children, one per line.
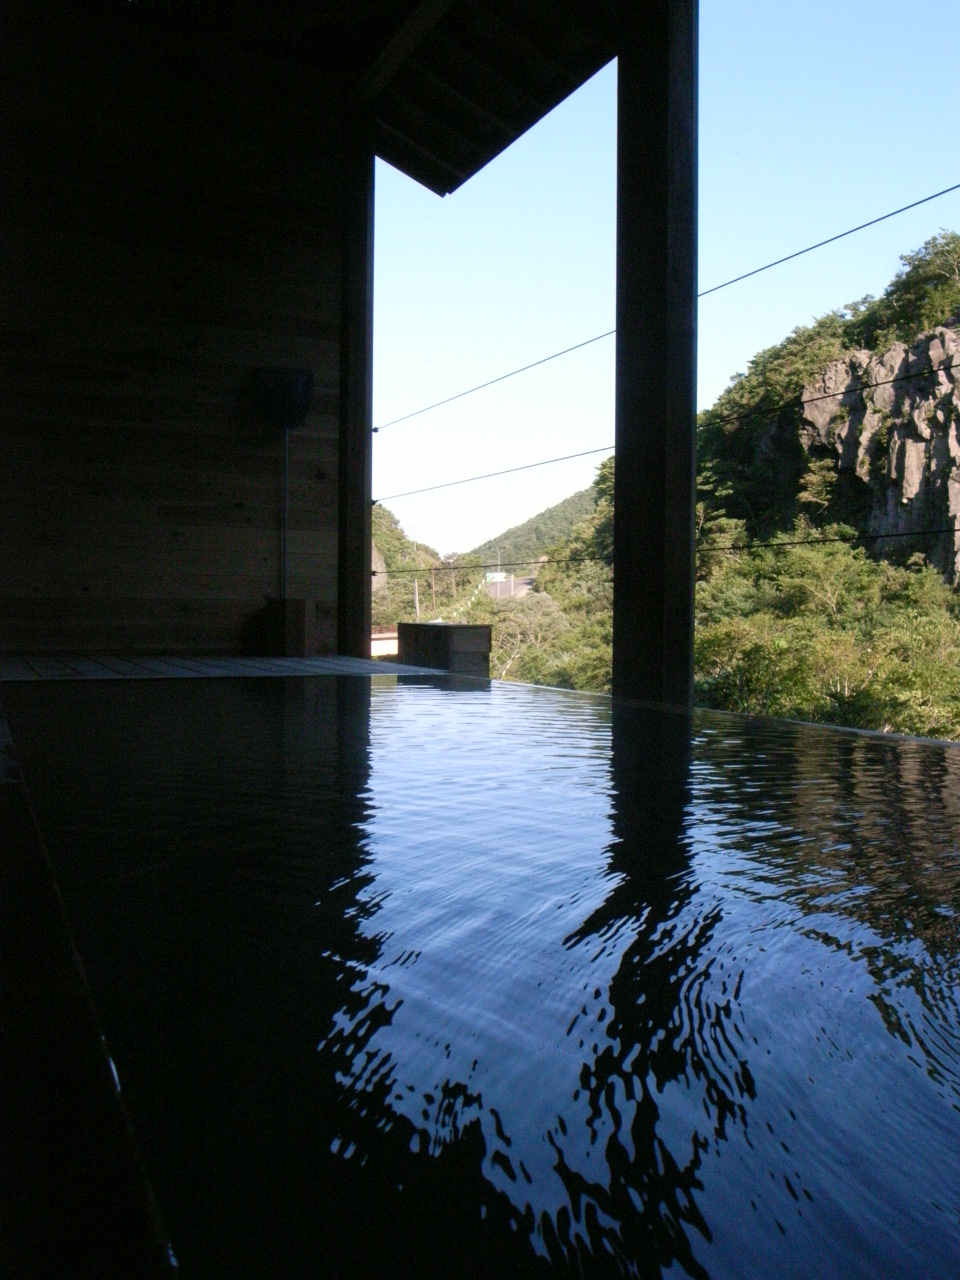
<box><xmin>352</xmin><ymin>0</ymin><xmax>457</xmax><ymax>103</ymax></box>
<box><xmin>382</xmin><ymin>87</ymin><xmax>489</xmax><ymax>166</ymax></box>
<box><xmin>401</xmin><ymin>55</ymin><xmax>516</xmax><ymax>142</ymax></box>
<box><xmin>426</xmin><ymin>25</ymin><xmax>553</xmax><ymax>118</ymax></box>
<box><xmin>374</xmin><ymin>117</ymin><xmax>471</xmax><ymax>190</ymax></box>
<box><xmin>458</xmin><ymin>0</ymin><xmax>565</xmax><ymax>84</ymax></box>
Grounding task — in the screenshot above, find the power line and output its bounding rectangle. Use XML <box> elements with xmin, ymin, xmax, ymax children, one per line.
<box><xmin>374</xmin><ymin>445</ymin><xmax>614</xmax><ymax>503</ymax></box>
<box><xmin>707</xmin><ymin>356</ymin><xmax>959</xmax><ymax>428</ymax></box>
<box><xmin>374</xmin><ymin>355</ymin><xmax>958</xmax><ymax>503</ymax></box>
<box><xmin>373</xmin><ymin>524</ymin><xmax>956</xmax><ymax>579</ymax></box>
<box><xmin>373</xmin><ymin>331</ymin><xmax>615</xmax><ymax>432</ymax></box>
<box><xmin>699</xmin><ymin>181</ymin><xmax>960</xmax><ymax>298</ymax></box>
<box><xmin>372</xmin><ymin>553</ymin><xmax>611</xmax><ymax>576</ymax></box>
<box><xmin>373</xmin><ymin>181</ymin><xmax>960</xmax><ymax>432</ymax></box>
<box><xmin>711</xmin><ymin>525</ymin><xmax>958</xmax><ymax>553</ymax></box>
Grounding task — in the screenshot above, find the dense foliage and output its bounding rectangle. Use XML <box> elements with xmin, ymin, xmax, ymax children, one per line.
<box><xmin>695</xmin><ymin>527</ymin><xmax>960</xmax><ymax>739</ymax></box>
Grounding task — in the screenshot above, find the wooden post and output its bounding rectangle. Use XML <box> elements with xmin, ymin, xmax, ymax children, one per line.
<box><xmin>612</xmin><ymin>0</ymin><xmax>698</xmax><ymax>709</ymax></box>
<box><xmin>337</xmin><ymin>113</ymin><xmax>375</xmax><ymax>657</ymax></box>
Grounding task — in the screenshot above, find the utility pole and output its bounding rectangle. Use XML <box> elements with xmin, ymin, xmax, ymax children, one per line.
<box><xmin>431</xmin><ymin>568</ymin><xmax>436</xmax><ymax>613</ymax></box>
<box><xmin>413</xmin><ymin>577</ymin><xmax>420</xmax><ymax>620</ymax></box>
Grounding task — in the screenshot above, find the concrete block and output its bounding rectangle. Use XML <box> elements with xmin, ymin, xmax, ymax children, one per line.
<box><xmin>397</xmin><ymin>623</ymin><xmax>491</xmax><ymax>677</ymax></box>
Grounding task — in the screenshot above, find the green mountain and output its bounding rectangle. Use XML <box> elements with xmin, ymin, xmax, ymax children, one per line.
<box><xmin>467</xmin><ymin>485</ymin><xmax>597</xmax><ymax>568</ymax></box>
<box><xmin>371</xmin><ymin>503</ymin><xmax>441</xmax><ymax>626</ymax></box>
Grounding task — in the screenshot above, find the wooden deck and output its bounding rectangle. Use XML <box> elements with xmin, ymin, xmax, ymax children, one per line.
<box><xmin>0</xmin><ymin>654</ymin><xmax>440</xmax><ymax>682</ymax></box>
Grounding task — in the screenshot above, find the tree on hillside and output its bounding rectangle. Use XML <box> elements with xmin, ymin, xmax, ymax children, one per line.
<box><xmin>845</xmin><ymin>231</ymin><xmax>960</xmax><ymax>351</ymax></box>
<box><xmin>468</xmin><ymin>486</ymin><xmax>598</xmax><ymax>568</ymax></box>
<box><xmin>371</xmin><ymin>503</ymin><xmax>442</xmax><ymax>625</ymax></box>
<box><xmin>485</xmin><ymin>593</ymin><xmax>570</xmax><ymax>680</ymax></box>
<box><xmin>695</xmin><ymin>520</ymin><xmax>960</xmax><ymax>738</ymax></box>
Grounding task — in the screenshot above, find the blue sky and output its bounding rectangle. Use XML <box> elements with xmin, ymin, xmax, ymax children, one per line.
<box><xmin>372</xmin><ymin>0</ymin><xmax>960</xmax><ymax>555</ymax></box>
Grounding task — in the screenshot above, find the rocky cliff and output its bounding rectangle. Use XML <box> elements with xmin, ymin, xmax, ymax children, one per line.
<box><xmin>794</xmin><ymin>321</ymin><xmax>960</xmax><ymax>579</ymax></box>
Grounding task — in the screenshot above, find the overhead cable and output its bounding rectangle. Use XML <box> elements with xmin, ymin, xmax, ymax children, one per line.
<box><xmin>372</xmin><ymin>554</ymin><xmax>611</xmax><ymax>576</ymax></box>
<box><xmin>373</xmin><ymin>331</ymin><xmax>615</xmax><ymax>432</ymax></box>
<box><xmin>698</xmin><ymin>181</ymin><xmax>960</xmax><ymax>297</ymax></box>
<box><xmin>374</xmin><ymin>356</ymin><xmax>958</xmax><ymax>504</ymax></box>
<box><xmin>373</xmin><ymin>181</ymin><xmax>960</xmax><ymax>433</ymax></box>
<box><xmin>374</xmin><ymin>445</ymin><xmax>614</xmax><ymax>503</ymax></box>
<box><xmin>708</xmin><ymin>357</ymin><xmax>959</xmax><ymax>429</ymax></box>
<box><xmin>712</xmin><ymin>524</ymin><xmax>959</xmax><ymax>553</ymax></box>
<box><xmin>372</xmin><ymin>524</ymin><xmax>957</xmax><ymax>579</ymax></box>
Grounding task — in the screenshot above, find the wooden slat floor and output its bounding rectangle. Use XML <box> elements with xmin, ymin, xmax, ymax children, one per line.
<box><xmin>0</xmin><ymin>654</ymin><xmax>441</xmax><ymax>681</ymax></box>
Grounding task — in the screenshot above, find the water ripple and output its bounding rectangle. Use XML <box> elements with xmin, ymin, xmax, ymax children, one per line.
<box><xmin>3</xmin><ymin>676</ymin><xmax>959</xmax><ymax>1277</ymax></box>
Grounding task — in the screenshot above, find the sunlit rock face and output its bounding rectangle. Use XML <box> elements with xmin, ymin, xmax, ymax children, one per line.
<box><xmin>798</xmin><ymin>322</ymin><xmax>960</xmax><ymax>580</ymax></box>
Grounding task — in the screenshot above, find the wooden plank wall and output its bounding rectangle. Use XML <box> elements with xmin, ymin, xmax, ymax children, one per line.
<box><xmin>0</xmin><ymin>4</ymin><xmax>344</xmax><ymax>655</ymax></box>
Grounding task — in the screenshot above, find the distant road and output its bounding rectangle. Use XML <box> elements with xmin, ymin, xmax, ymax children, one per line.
<box><xmin>371</xmin><ymin>629</ymin><xmax>398</xmax><ymax>657</ymax></box>
<box><xmin>486</xmin><ymin>576</ymin><xmax>534</xmax><ymax>600</ymax></box>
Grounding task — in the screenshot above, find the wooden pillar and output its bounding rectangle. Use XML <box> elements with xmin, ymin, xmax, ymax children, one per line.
<box><xmin>612</xmin><ymin>0</ymin><xmax>698</xmax><ymax>708</ymax></box>
<box><xmin>337</xmin><ymin>115</ymin><xmax>375</xmax><ymax>657</ymax></box>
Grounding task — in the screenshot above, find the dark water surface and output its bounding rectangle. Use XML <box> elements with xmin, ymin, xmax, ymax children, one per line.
<box><xmin>4</xmin><ymin>675</ymin><xmax>960</xmax><ymax>1278</ymax></box>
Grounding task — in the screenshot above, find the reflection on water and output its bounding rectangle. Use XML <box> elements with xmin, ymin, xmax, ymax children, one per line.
<box><xmin>3</xmin><ymin>677</ymin><xmax>959</xmax><ymax>1278</ymax></box>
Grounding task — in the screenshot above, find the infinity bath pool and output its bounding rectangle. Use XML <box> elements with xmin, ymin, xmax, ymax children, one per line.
<box><xmin>4</xmin><ymin>674</ymin><xmax>959</xmax><ymax>1277</ymax></box>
